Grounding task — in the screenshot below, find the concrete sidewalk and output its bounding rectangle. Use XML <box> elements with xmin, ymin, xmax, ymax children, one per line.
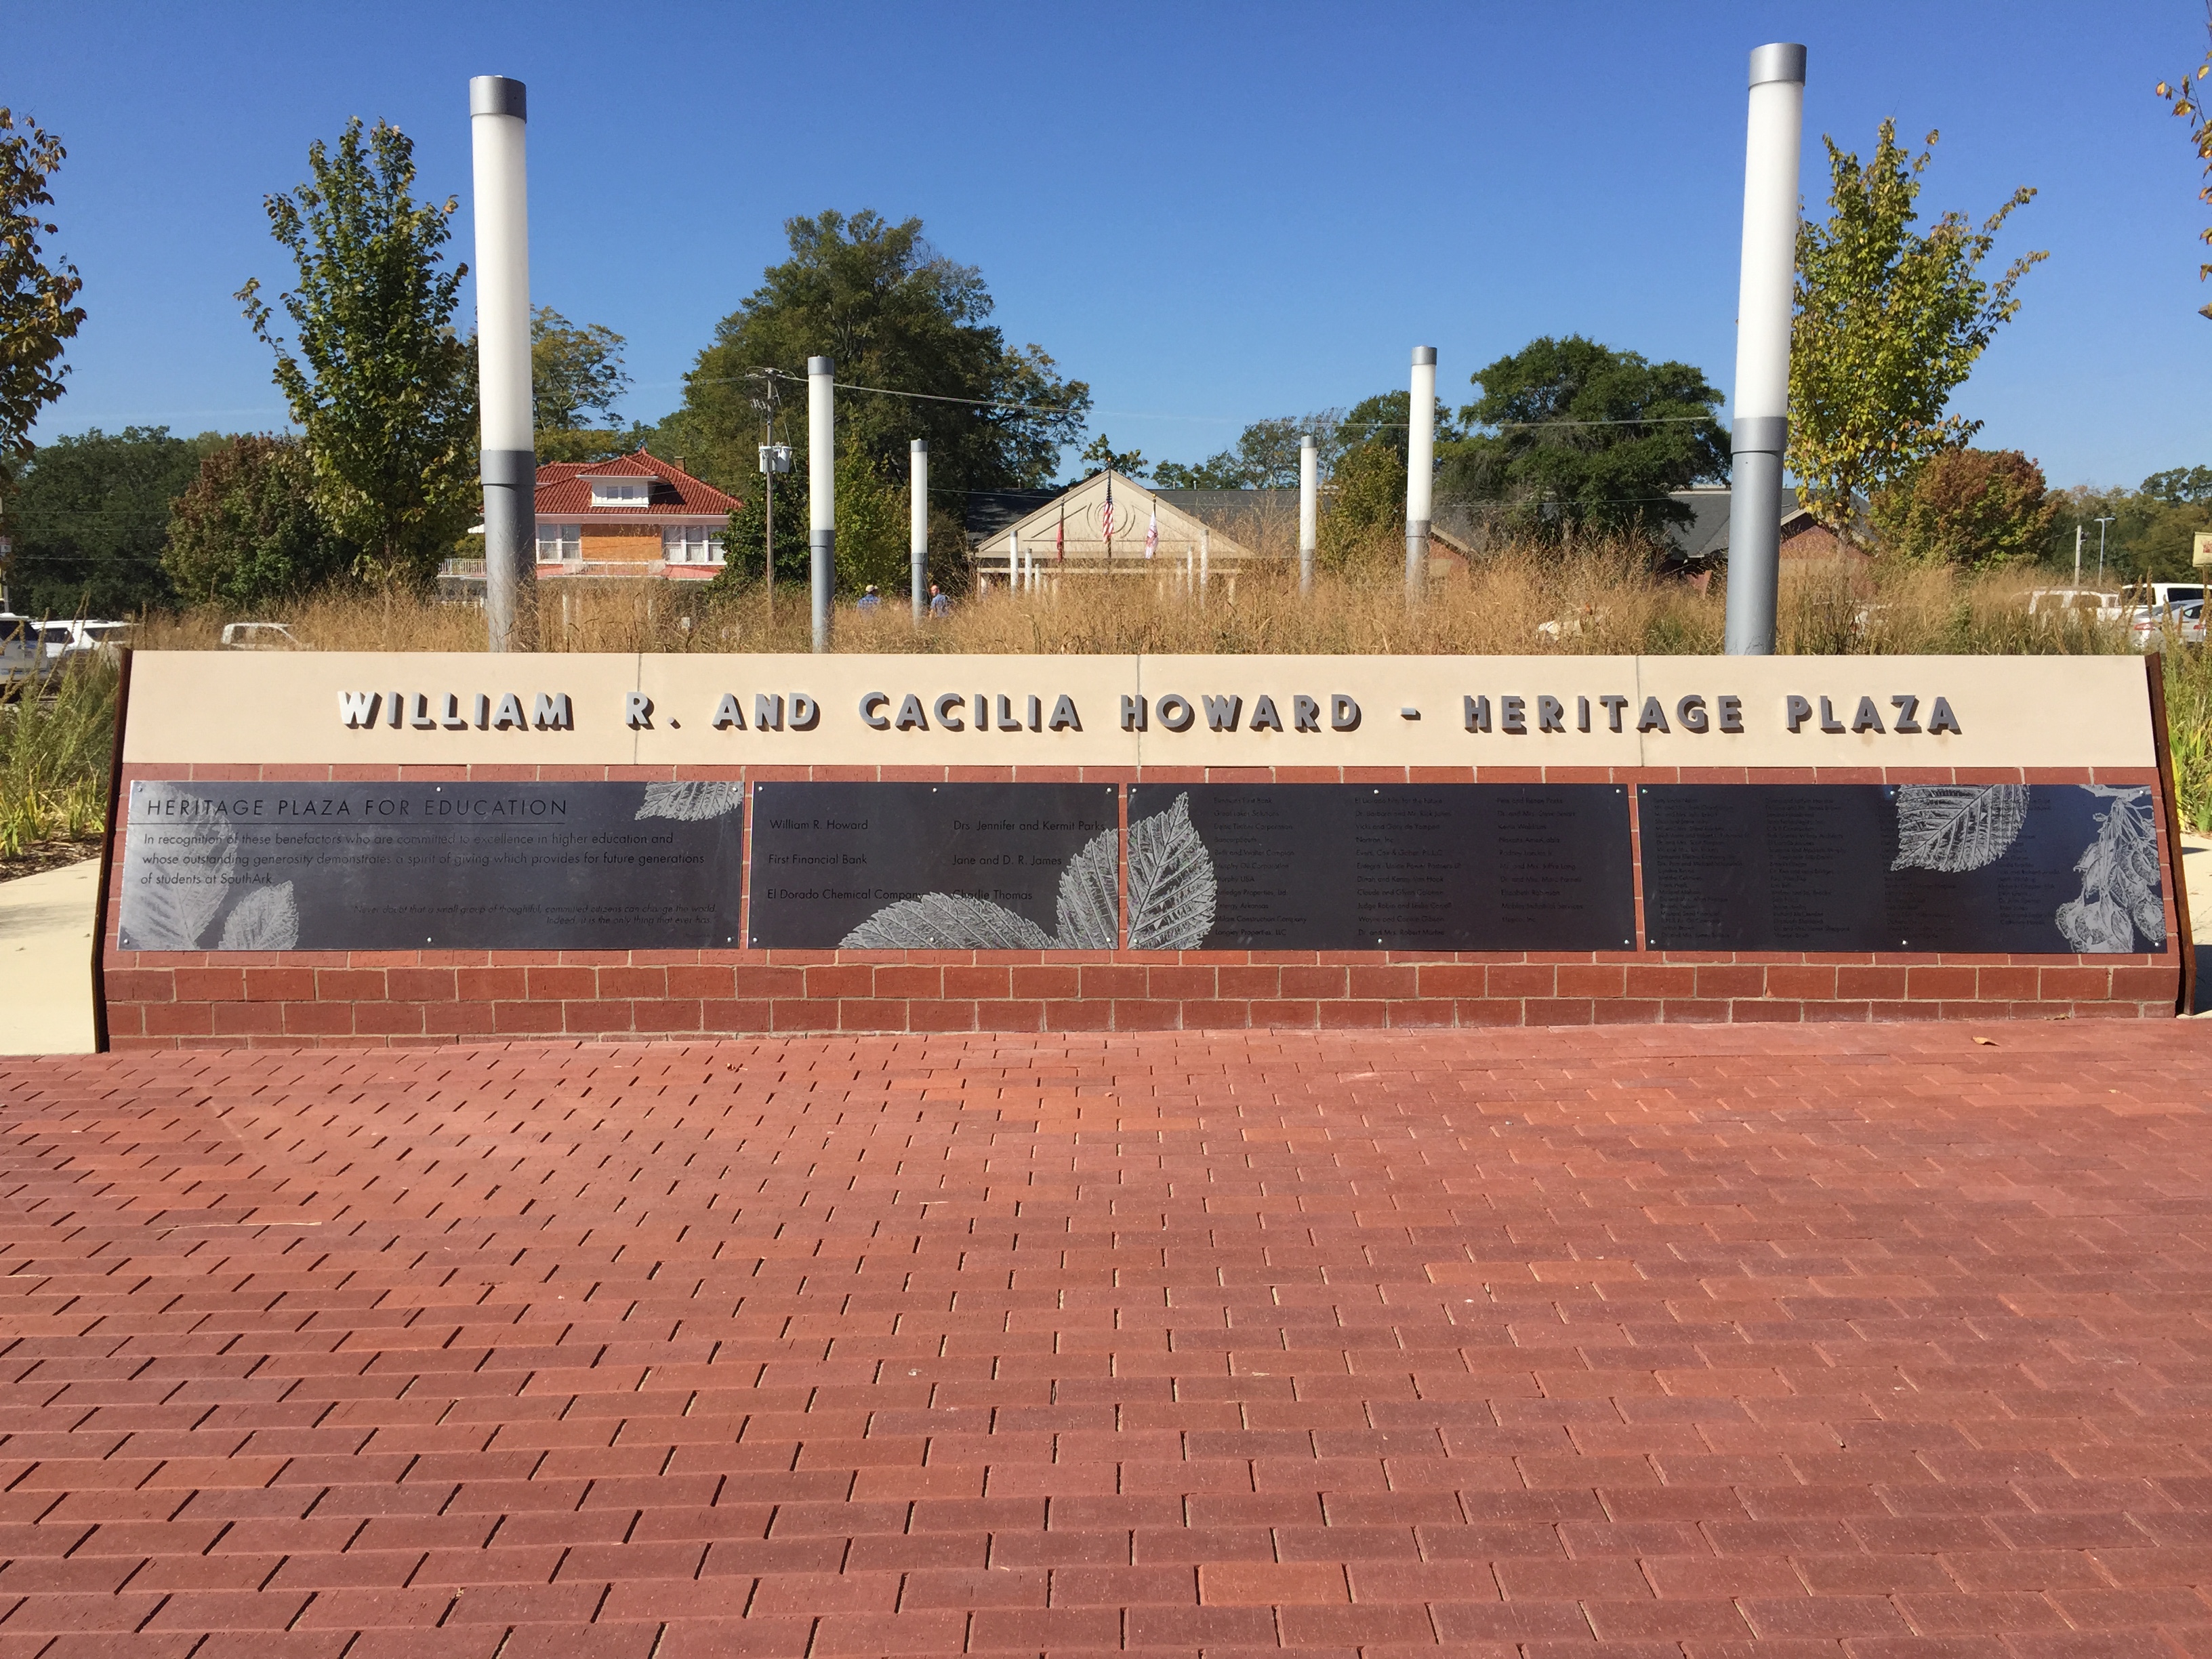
<box><xmin>0</xmin><ymin>856</ymin><xmax>98</xmax><ymax>1054</ymax></box>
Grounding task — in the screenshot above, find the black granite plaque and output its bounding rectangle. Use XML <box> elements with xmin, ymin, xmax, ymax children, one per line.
<box><xmin>1124</xmin><ymin>783</ymin><xmax>1636</xmax><ymax>951</ymax></box>
<box><xmin>117</xmin><ymin>780</ymin><xmax>745</xmax><ymax>950</ymax></box>
<box><xmin>748</xmin><ymin>782</ymin><xmax>1121</xmax><ymax>948</ymax></box>
<box><xmin>1639</xmin><ymin>783</ymin><xmax>2170</xmax><ymax>954</ymax></box>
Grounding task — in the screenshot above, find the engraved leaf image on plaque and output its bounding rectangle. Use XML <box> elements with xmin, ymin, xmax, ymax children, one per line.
<box><xmin>838</xmin><ymin>892</ymin><xmax>1054</xmax><ymax>949</ymax></box>
<box><xmin>2055</xmin><ymin>785</ymin><xmax>2165</xmax><ymax>953</ymax></box>
<box><xmin>125</xmin><ymin>814</ymin><xmax>240</xmax><ymax>949</ymax></box>
<box><xmin>216</xmin><ymin>881</ymin><xmax>300</xmax><ymax>951</ymax></box>
<box><xmin>1126</xmin><ymin>792</ymin><xmax>1217</xmax><ymax>951</ymax></box>
<box><xmin>1054</xmin><ymin>825</ymin><xmax>1120</xmax><ymax>949</ymax></box>
<box><xmin>1889</xmin><ymin>783</ymin><xmax>2028</xmax><ymax>874</ymax></box>
<box><xmin>635</xmin><ymin>781</ymin><xmax>744</xmax><ymax>821</ymax></box>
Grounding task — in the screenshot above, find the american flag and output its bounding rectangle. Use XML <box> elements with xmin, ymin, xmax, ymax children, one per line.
<box><xmin>1143</xmin><ymin>505</ymin><xmax>1158</xmax><ymax>559</ymax></box>
<box><xmin>1099</xmin><ymin>477</ymin><xmax>1115</xmax><ymax>542</ymax></box>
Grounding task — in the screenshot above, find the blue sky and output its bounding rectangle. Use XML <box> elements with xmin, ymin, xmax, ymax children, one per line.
<box><xmin>12</xmin><ymin>1</ymin><xmax>2209</xmax><ymax>487</ymax></box>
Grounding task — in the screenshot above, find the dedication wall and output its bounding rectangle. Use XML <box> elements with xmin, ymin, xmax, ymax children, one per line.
<box><xmin>96</xmin><ymin>651</ymin><xmax>2190</xmax><ymax>1048</ymax></box>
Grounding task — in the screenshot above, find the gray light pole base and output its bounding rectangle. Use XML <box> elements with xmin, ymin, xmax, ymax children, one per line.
<box><xmin>481</xmin><ymin>447</ymin><xmax>536</xmax><ymax>652</ymax></box>
<box><xmin>811</xmin><ymin>529</ymin><xmax>836</xmax><ymax>653</ymax></box>
<box><xmin>1405</xmin><ymin>522</ymin><xmax>1430</xmax><ymax>601</ymax></box>
<box><xmin>1724</xmin><ymin>449</ymin><xmax>1782</xmax><ymax>656</ymax></box>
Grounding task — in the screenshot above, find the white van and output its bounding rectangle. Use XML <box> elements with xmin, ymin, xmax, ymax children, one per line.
<box><xmin>2028</xmin><ymin>588</ymin><xmax>2124</xmax><ymax>620</ymax></box>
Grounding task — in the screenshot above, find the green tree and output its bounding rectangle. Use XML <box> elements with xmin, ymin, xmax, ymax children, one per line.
<box><xmin>2144</xmin><ymin>465</ymin><xmax>2212</xmax><ymax>504</ymax></box>
<box><xmin>1074</xmin><ymin>432</ymin><xmax>1147</xmax><ymax>480</ymax></box>
<box><xmin>2044</xmin><ymin>474</ymin><xmax>2212</xmax><ymax>583</ymax></box>
<box><xmin>5</xmin><ymin>427</ymin><xmax>216</xmax><ymax>616</ymax></box>
<box><xmin>237</xmin><ymin>118</ymin><xmax>477</xmax><ymax>590</ymax></box>
<box><xmin>1870</xmin><ymin>447</ymin><xmax>2058</xmax><ymax>569</ymax></box>
<box><xmin>1437</xmin><ymin>335</ymin><xmax>1727</xmax><ymax>545</ymax></box>
<box><xmin>533</xmin><ymin>306</ymin><xmax>630</xmax><ymax>430</ymax></box>
<box><xmin>710</xmin><ymin>447</ymin><xmax>902</xmax><ymax>598</ymax></box>
<box><xmin>1317</xmin><ymin>437</ymin><xmax>1408</xmax><ymax>569</ymax></box>
<box><xmin>163</xmin><ymin>434</ymin><xmax>350</xmax><ymax>609</ymax></box>
<box><xmin>0</xmin><ymin>108</ymin><xmax>85</xmax><ymax>507</ymax></box>
<box><xmin>533</xmin><ymin>424</ymin><xmax>653</xmax><ymax>466</ymax></box>
<box><xmin>1789</xmin><ymin>120</ymin><xmax>2045</xmax><ymax>544</ymax></box>
<box><xmin>1155</xmin><ymin>413</ymin><xmax>1340</xmax><ymax>490</ymax></box>
<box><xmin>660</xmin><ymin>210</ymin><xmax>1090</xmax><ymax>497</ymax></box>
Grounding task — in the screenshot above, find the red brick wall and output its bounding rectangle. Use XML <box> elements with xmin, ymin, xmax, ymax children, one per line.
<box><xmin>101</xmin><ymin>761</ymin><xmax>2184</xmax><ymax>1050</ymax></box>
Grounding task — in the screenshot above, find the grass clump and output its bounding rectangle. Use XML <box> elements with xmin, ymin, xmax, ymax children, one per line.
<box><xmin>0</xmin><ymin>659</ymin><xmax>117</xmax><ymax>865</ymax></box>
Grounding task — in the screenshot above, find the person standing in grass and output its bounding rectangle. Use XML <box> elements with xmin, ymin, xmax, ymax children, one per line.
<box><xmin>857</xmin><ymin>585</ymin><xmax>881</xmax><ymax>611</ymax></box>
<box><xmin>928</xmin><ymin>584</ymin><xmax>951</xmax><ymax>617</ymax></box>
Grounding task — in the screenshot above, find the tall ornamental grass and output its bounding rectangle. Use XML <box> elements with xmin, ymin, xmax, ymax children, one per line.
<box><xmin>0</xmin><ymin>658</ymin><xmax>117</xmax><ymax>861</ymax></box>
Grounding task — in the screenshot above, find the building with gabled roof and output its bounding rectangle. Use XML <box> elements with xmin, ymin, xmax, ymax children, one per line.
<box><xmin>454</xmin><ymin>449</ymin><xmax>743</xmax><ymax>590</ymax></box>
<box><xmin>969</xmin><ymin>471</ymin><xmax>1273</xmax><ymax>588</ymax></box>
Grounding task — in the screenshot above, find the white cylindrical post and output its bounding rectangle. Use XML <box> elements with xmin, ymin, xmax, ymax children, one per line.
<box><xmin>1298</xmin><ymin>434</ymin><xmax>1318</xmax><ymax>594</ymax></box>
<box><xmin>909</xmin><ymin>438</ymin><xmax>928</xmax><ymax>626</ymax></box>
<box><xmin>2074</xmin><ymin>523</ymin><xmax>2083</xmax><ymax>586</ymax></box>
<box><xmin>1405</xmin><ymin>346</ymin><xmax>1436</xmax><ymax>600</ymax></box>
<box><xmin>470</xmin><ymin>75</ymin><xmax>534</xmax><ymax>652</ymax></box>
<box><xmin>1200</xmin><ymin>526</ymin><xmax>1210</xmax><ymax>600</ymax></box>
<box><xmin>808</xmin><ymin>356</ymin><xmax>834</xmax><ymax>652</ymax></box>
<box><xmin>1723</xmin><ymin>42</ymin><xmax>1807</xmax><ymax>657</ymax></box>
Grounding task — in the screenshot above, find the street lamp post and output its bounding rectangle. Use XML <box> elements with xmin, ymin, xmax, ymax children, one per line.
<box><xmin>1723</xmin><ymin>42</ymin><xmax>1807</xmax><ymax>656</ymax></box>
<box><xmin>2095</xmin><ymin>515</ymin><xmax>2116</xmax><ymax>584</ymax></box>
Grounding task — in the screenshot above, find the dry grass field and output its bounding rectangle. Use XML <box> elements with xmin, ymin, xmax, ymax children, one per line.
<box><xmin>8</xmin><ymin>541</ymin><xmax>2206</xmax><ymax>870</ymax></box>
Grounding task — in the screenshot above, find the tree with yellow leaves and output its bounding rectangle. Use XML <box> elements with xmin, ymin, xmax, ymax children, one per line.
<box><xmin>2156</xmin><ymin>5</ymin><xmax>2212</xmax><ymax>320</ymax></box>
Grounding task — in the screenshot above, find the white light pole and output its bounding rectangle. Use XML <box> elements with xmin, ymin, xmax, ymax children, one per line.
<box><xmin>1723</xmin><ymin>42</ymin><xmax>1807</xmax><ymax>657</ymax></box>
<box><xmin>1406</xmin><ymin>347</ymin><xmax>1436</xmax><ymax>600</ymax></box>
<box><xmin>470</xmin><ymin>75</ymin><xmax>534</xmax><ymax>652</ymax></box>
<box><xmin>2095</xmin><ymin>514</ymin><xmax>2115</xmax><ymax>583</ymax></box>
<box><xmin>1298</xmin><ymin>434</ymin><xmax>1318</xmax><ymax>594</ymax></box>
<box><xmin>909</xmin><ymin>438</ymin><xmax>928</xmax><ymax>626</ymax></box>
<box><xmin>808</xmin><ymin>356</ymin><xmax>834</xmax><ymax>652</ymax></box>
<box><xmin>2074</xmin><ymin>523</ymin><xmax>2083</xmax><ymax>586</ymax></box>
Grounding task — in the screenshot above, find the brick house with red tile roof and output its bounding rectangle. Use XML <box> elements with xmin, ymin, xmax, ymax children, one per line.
<box><xmin>477</xmin><ymin>449</ymin><xmax>743</xmax><ymax>583</ymax></box>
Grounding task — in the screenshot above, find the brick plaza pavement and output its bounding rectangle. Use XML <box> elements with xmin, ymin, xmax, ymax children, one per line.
<box><xmin>0</xmin><ymin>1023</ymin><xmax>2210</xmax><ymax>1658</ymax></box>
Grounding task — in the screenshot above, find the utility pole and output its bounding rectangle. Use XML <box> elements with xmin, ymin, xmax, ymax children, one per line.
<box><xmin>2095</xmin><ymin>515</ymin><xmax>2115</xmax><ymax>584</ymax></box>
<box><xmin>1298</xmin><ymin>434</ymin><xmax>1318</xmax><ymax>595</ymax></box>
<box><xmin>1722</xmin><ymin>42</ymin><xmax>1807</xmax><ymax>656</ymax></box>
<box><xmin>470</xmin><ymin>75</ymin><xmax>534</xmax><ymax>652</ymax></box>
<box><xmin>1405</xmin><ymin>348</ymin><xmax>1436</xmax><ymax>601</ymax></box>
<box><xmin>2074</xmin><ymin>523</ymin><xmax>2083</xmax><ymax>586</ymax></box>
<box><xmin>808</xmin><ymin>356</ymin><xmax>834</xmax><ymax>653</ymax></box>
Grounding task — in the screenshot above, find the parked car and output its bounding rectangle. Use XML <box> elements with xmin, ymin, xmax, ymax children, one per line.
<box><xmin>19</xmin><ymin>619</ymin><xmax>129</xmax><ymax>664</ymax></box>
<box><xmin>0</xmin><ymin>615</ymin><xmax>37</xmax><ymax>685</ymax></box>
<box><xmin>2028</xmin><ymin>588</ymin><xmax>2124</xmax><ymax>621</ymax></box>
<box><xmin>2129</xmin><ymin>598</ymin><xmax>2207</xmax><ymax>649</ymax></box>
<box><xmin>219</xmin><ymin>621</ymin><xmax>306</xmax><ymax>651</ymax></box>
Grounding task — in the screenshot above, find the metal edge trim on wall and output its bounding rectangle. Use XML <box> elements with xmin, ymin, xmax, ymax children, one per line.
<box><xmin>91</xmin><ymin>647</ymin><xmax>135</xmax><ymax>1053</ymax></box>
<box><xmin>2145</xmin><ymin>651</ymin><xmax>2197</xmax><ymax>1017</ymax></box>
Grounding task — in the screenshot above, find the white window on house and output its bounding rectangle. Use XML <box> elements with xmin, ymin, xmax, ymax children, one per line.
<box><xmin>588</xmin><ymin>479</ymin><xmax>652</xmax><ymax>507</ymax></box>
<box><xmin>661</xmin><ymin>525</ymin><xmax>725</xmax><ymax>565</ymax></box>
<box><xmin>537</xmin><ymin>523</ymin><xmax>581</xmax><ymax>562</ymax></box>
